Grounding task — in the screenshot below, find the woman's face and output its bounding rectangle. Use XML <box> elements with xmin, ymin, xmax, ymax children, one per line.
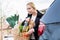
<box><xmin>26</xmin><ymin>5</ymin><xmax>35</xmax><ymax>14</ymax></box>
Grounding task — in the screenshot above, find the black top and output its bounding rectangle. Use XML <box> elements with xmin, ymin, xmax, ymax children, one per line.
<box><xmin>22</xmin><ymin>10</ymin><xmax>43</xmax><ymax>40</ymax></box>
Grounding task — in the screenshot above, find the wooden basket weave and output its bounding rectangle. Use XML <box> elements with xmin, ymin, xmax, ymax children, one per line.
<box><xmin>12</xmin><ymin>28</ymin><xmax>30</xmax><ymax>40</ymax></box>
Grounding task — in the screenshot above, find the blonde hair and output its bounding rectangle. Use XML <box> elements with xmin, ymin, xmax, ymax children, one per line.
<box><xmin>27</xmin><ymin>2</ymin><xmax>36</xmax><ymax>9</ymax></box>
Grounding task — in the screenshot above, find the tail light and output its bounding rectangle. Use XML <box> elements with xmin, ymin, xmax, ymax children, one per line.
<box><xmin>38</xmin><ymin>22</ymin><xmax>45</xmax><ymax>36</ymax></box>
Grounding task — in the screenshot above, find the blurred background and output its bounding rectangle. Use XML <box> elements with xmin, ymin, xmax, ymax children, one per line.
<box><xmin>1</xmin><ymin>0</ymin><xmax>54</xmax><ymax>21</ymax></box>
<box><xmin>0</xmin><ymin>0</ymin><xmax>54</xmax><ymax>40</ymax></box>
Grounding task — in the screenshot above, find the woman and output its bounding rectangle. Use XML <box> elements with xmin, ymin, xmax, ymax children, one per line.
<box><xmin>22</xmin><ymin>2</ymin><xmax>43</xmax><ymax>40</ymax></box>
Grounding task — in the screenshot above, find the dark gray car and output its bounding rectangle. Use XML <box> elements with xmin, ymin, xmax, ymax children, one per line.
<box><xmin>39</xmin><ymin>0</ymin><xmax>60</xmax><ymax>40</ymax></box>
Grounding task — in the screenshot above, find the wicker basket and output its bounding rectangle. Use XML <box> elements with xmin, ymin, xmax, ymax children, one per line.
<box><xmin>18</xmin><ymin>33</ymin><xmax>30</xmax><ymax>40</ymax></box>
<box><xmin>13</xmin><ymin>32</ymin><xmax>30</xmax><ymax>40</ymax></box>
<box><xmin>12</xmin><ymin>28</ymin><xmax>30</xmax><ymax>40</ymax></box>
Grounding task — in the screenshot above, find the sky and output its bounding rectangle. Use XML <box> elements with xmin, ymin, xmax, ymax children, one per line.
<box><xmin>1</xmin><ymin>0</ymin><xmax>54</xmax><ymax>21</ymax></box>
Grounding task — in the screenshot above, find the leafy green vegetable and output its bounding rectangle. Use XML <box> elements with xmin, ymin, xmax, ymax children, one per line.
<box><xmin>6</xmin><ymin>14</ymin><xmax>19</xmax><ymax>28</ymax></box>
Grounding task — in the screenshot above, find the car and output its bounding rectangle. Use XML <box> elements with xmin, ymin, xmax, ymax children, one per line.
<box><xmin>39</xmin><ymin>0</ymin><xmax>60</xmax><ymax>40</ymax></box>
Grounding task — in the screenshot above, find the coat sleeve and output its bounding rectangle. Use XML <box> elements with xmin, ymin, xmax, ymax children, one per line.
<box><xmin>21</xmin><ymin>14</ymin><xmax>32</xmax><ymax>26</ymax></box>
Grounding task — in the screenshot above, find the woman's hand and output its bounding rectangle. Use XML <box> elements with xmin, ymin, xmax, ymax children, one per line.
<box><xmin>25</xmin><ymin>17</ymin><xmax>30</xmax><ymax>22</ymax></box>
